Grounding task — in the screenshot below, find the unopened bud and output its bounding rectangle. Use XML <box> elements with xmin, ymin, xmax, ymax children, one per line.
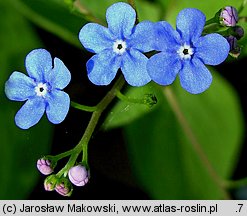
<box><xmin>68</xmin><ymin>165</ymin><xmax>89</xmax><ymax>186</ymax></box>
<box><xmin>55</xmin><ymin>178</ymin><xmax>73</xmax><ymax>196</ymax></box>
<box><xmin>231</xmin><ymin>26</ymin><xmax>244</xmax><ymax>40</ymax></box>
<box><xmin>37</xmin><ymin>158</ymin><xmax>55</xmax><ymax>175</ymax></box>
<box><xmin>220</xmin><ymin>6</ymin><xmax>238</xmax><ymax>27</ymax></box>
<box><xmin>44</xmin><ymin>174</ymin><xmax>58</xmax><ymax>191</ymax></box>
<box><xmin>225</xmin><ymin>36</ymin><xmax>241</xmax><ymax>58</ymax></box>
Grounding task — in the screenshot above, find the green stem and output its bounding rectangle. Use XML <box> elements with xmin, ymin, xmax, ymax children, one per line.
<box><xmin>205</xmin><ymin>17</ymin><xmax>217</xmax><ymax>26</ymax></box>
<box><xmin>163</xmin><ymin>87</ymin><xmax>231</xmax><ymax>199</ymax></box>
<box><xmin>50</xmin><ymin>149</ymin><xmax>75</xmax><ymax>161</ymax></box>
<box><xmin>71</xmin><ymin>101</ymin><xmax>97</xmax><ymax>112</ymax></box>
<box><xmin>116</xmin><ymin>90</ymin><xmax>144</xmax><ymax>105</ymax></box>
<box><xmin>56</xmin><ymin>152</ymin><xmax>80</xmax><ymax>177</ymax></box>
<box><xmin>239</xmin><ymin>16</ymin><xmax>247</xmax><ymax>22</ymax></box>
<box><xmin>63</xmin><ymin>76</ymin><xmax>126</xmax><ymax>171</ymax></box>
<box><xmin>73</xmin><ymin>0</ymin><xmax>104</xmax><ymax>25</ymax></box>
<box><xmin>127</xmin><ymin>0</ymin><xmax>139</xmax><ymax>24</ymax></box>
<box><xmin>203</xmin><ymin>23</ymin><xmax>223</xmax><ymax>35</ymax></box>
<box><xmin>82</xmin><ymin>140</ymin><xmax>88</xmax><ymax>167</ymax></box>
<box><xmin>127</xmin><ymin>0</ymin><xmax>136</xmax><ymax>9</ymax></box>
<box><xmin>225</xmin><ymin>177</ymin><xmax>247</xmax><ymax>189</ymax></box>
<box><xmin>77</xmin><ymin>76</ymin><xmax>125</xmax><ymax>166</ymax></box>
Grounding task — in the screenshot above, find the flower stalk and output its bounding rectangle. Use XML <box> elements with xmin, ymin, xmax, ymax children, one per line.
<box><xmin>116</xmin><ymin>90</ymin><xmax>157</xmax><ymax>108</ymax></box>
<box><xmin>71</xmin><ymin>101</ymin><xmax>97</xmax><ymax>112</ymax></box>
<box><xmin>54</xmin><ymin>75</ymin><xmax>126</xmax><ymax>176</ymax></box>
<box><xmin>74</xmin><ymin>75</ymin><xmax>126</xmax><ymax>168</ymax></box>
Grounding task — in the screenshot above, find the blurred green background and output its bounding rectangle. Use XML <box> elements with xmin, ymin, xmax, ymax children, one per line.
<box><xmin>0</xmin><ymin>0</ymin><xmax>247</xmax><ymax>199</ymax></box>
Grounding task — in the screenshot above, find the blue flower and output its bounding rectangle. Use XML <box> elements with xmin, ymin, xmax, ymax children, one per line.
<box><xmin>79</xmin><ymin>2</ymin><xmax>155</xmax><ymax>86</ymax></box>
<box><xmin>147</xmin><ymin>8</ymin><xmax>230</xmax><ymax>94</ymax></box>
<box><xmin>5</xmin><ymin>49</ymin><xmax>71</xmax><ymax>129</ymax></box>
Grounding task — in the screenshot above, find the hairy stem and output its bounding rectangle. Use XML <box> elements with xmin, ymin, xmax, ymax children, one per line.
<box><xmin>73</xmin><ymin>0</ymin><xmax>104</xmax><ymax>25</ymax></box>
<box><xmin>127</xmin><ymin>0</ymin><xmax>136</xmax><ymax>9</ymax></box>
<box><xmin>70</xmin><ymin>76</ymin><xmax>126</xmax><ymax>168</ymax></box>
<box><xmin>51</xmin><ymin>149</ymin><xmax>75</xmax><ymax>161</ymax></box>
<box><xmin>116</xmin><ymin>90</ymin><xmax>144</xmax><ymax>105</ymax></box>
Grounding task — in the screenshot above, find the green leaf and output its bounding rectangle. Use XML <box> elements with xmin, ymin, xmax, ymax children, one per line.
<box><xmin>103</xmin><ymin>83</ymin><xmax>162</xmax><ymax>130</ymax></box>
<box><xmin>9</xmin><ymin>0</ymin><xmax>87</xmax><ymax>48</ymax></box>
<box><xmin>79</xmin><ymin>0</ymin><xmax>119</xmax><ymax>22</ymax></box>
<box><xmin>79</xmin><ymin>0</ymin><xmax>161</xmax><ymax>22</ymax></box>
<box><xmin>0</xmin><ymin>1</ymin><xmax>52</xmax><ymax>199</ymax></box>
<box><xmin>135</xmin><ymin>0</ymin><xmax>161</xmax><ymax>22</ymax></box>
<box><xmin>124</xmin><ymin>71</ymin><xmax>244</xmax><ymax>199</ymax></box>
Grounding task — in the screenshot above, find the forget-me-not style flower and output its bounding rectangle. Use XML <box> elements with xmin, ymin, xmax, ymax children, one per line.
<box><xmin>79</xmin><ymin>2</ymin><xmax>155</xmax><ymax>86</ymax></box>
<box><xmin>5</xmin><ymin>49</ymin><xmax>71</xmax><ymax>129</ymax></box>
<box><xmin>147</xmin><ymin>8</ymin><xmax>230</xmax><ymax>94</ymax></box>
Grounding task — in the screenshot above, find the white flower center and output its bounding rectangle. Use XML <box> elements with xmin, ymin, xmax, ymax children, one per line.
<box><xmin>177</xmin><ymin>44</ymin><xmax>194</xmax><ymax>59</ymax></box>
<box><xmin>113</xmin><ymin>39</ymin><xmax>127</xmax><ymax>55</ymax></box>
<box><xmin>35</xmin><ymin>83</ymin><xmax>48</xmax><ymax>97</ymax></box>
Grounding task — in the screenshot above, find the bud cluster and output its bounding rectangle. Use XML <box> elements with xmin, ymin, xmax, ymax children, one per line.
<box><xmin>37</xmin><ymin>157</ymin><xmax>89</xmax><ymax>197</ymax></box>
<box><xmin>219</xmin><ymin>6</ymin><xmax>244</xmax><ymax>58</ymax></box>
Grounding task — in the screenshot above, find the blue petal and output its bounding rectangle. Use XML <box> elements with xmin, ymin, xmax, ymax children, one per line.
<box><xmin>128</xmin><ymin>21</ymin><xmax>156</xmax><ymax>52</ymax></box>
<box><xmin>46</xmin><ymin>58</ymin><xmax>71</xmax><ymax>89</ymax></box>
<box><xmin>147</xmin><ymin>52</ymin><xmax>181</xmax><ymax>85</ymax></box>
<box><xmin>176</xmin><ymin>8</ymin><xmax>205</xmax><ymax>43</ymax></box>
<box><xmin>45</xmin><ymin>90</ymin><xmax>70</xmax><ymax>124</ymax></box>
<box><xmin>79</xmin><ymin>23</ymin><xmax>114</xmax><ymax>53</ymax></box>
<box><xmin>5</xmin><ymin>72</ymin><xmax>36</xmax><ymax>101</ymax></box>
<box><xmin>194</xmin><ymin>33</ymin><xmax>230</xmax><ymax>65</ymax></box>
<box><xmin>152</xmin><ymin>21</ymin><xmax>181</xmax><ymax>52</ymax></box>
<box><xmin>25</xmin><ymin>49</ymin><xmax>52</xmax><ymax>82</ymax></box>
<box><xmin>179</xmin><ymin>58</ymin><xmax>212</xmax><ymax>94</ymax></box>
<box><xmin>121</xmin><ymin>49</ymin><xmax>151</xmax><ymax>86</ymax></box>
<box><xmin>106</xmin><ymin>2</ymin><xmax>136</xmax><ymax>38</ymax></box>
<box><xmin>15</xmin><ymin>97</ymin><xmax>46</xmax><ymax>129</ymax></box>
<box><xmin>86</xmin><ymin>50</ymin><xmax>121</xmax><ymax>85</ymax></box>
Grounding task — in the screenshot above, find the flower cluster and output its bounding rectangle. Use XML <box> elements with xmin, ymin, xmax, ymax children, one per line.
<box><xmin>219</xmin><ymin>6</ymin><xmax>244</xmax><ymax>58</ymax></box>
<box><xmin>79</xmin><ymin>2</ymin><xmax>230</xmax><ymax>94</ymax></box>
<box><xmin>4</xmin><ymin>2</ymin><xmax>241</xmax><ymax>197</ymax></box>
<box><xmin>5</xmin><ymin>3</ymin><xmax>233</xmax><ymax>129</ymax></box>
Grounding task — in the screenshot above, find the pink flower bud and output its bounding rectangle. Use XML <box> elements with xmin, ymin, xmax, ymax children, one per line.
<box><xmin>220</xmin><ymin>6</ymin><xmax>238</xmax><ymax>27</ymax></box>
<box><xmin>55</xmin><ymin>178</ymin><xmax>73</xmax><ymax>196</ymax></box>
<box><xmin>225</xmin><ymin>36</ymin><xmax>241</xmax><ymax>58</ymax></box>
<box><xmin>37</xmin><ymin>158</ymin><xmax>54</xmax><ymax>175</ymax></box>
<box><xmin>232</xmin><ymin>26</ymin><xmax>244</xmax><ymax>40</ymax></box>
<box><xmin>44</xmin><ymin>174</ymin><xmax>58</xmax><ymax>191</ymax></box>
<box><xmin>68</xmin><ymin>165</ymin><xmax>89</xmax><ymax>186</ymax></box>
